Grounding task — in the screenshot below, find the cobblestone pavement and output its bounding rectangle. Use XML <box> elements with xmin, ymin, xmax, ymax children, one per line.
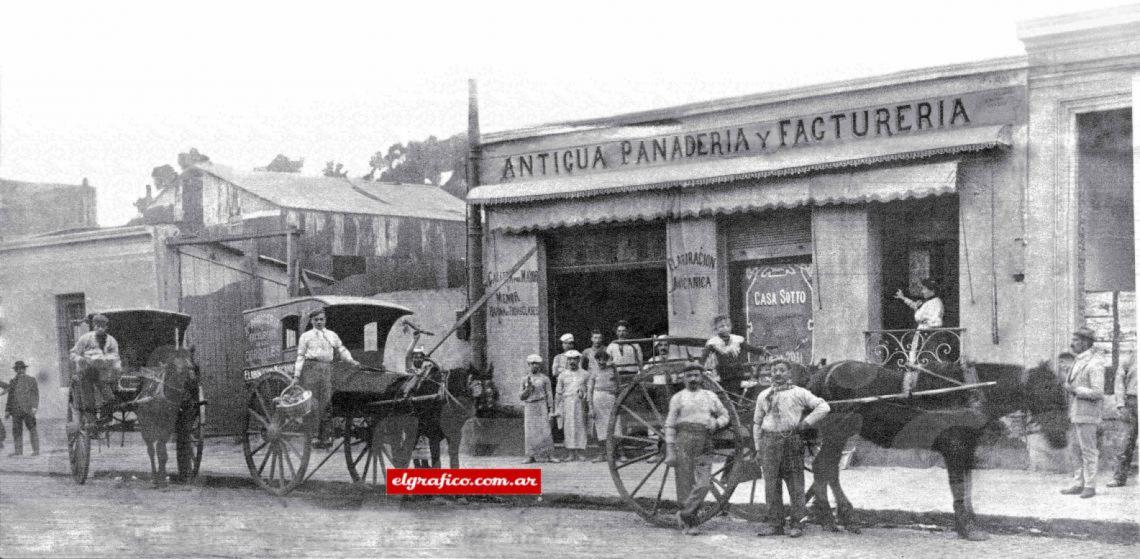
<box><xmin>1</xmin><ymin>471</ymin><xmax>1135</xmax><ymax>558</ymax></box>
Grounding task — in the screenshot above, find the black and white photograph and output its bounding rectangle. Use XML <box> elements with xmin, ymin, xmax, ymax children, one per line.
<box><xmin>0</xmin><ymin>1</ymin><xmax>1137</xmax><ymax>557</ymax></box>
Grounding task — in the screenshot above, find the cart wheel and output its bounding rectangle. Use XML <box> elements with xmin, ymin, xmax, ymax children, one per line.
<box><xmin>175</xmin><ymin>385</ymin><xmax>206</xmax><ymax>482</ymax></box>
<box><xmin>242</xmin><ymin>372</ymin><xmax>311</xmax><ymax>496</ymax></box>
<box><xmin>716</xmin><ymin>386</ymin><xmax>765</xmax><ymax>522</ymax></box>
<box><xmin>606</xmin><ymin>372</ymin><xmax>746</xmax><ymax>527</ymax></box>
<box><xmin>344</xmin><ymin>414</ymin><xmax>397</xmax><ymax>485</ymax></box>
<box><xmin>67</xmin><ymin>392</ymin><xmax>91</xmax><ymax>484</ymax></box>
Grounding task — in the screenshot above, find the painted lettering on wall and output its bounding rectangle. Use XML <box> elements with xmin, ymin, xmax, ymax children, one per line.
<box><xmin>492</xmin><ymin>89</ymin><xmax>1015</xmax><ymax>183</ymax></box>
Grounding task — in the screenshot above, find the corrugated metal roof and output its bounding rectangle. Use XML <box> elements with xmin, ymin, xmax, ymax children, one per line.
<box><xmin>196</xmin><ymin>163</ymin><xmax>465</xmax><ymax>222</ymax></box>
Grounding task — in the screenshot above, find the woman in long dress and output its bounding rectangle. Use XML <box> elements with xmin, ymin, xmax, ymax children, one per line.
<box><xmin>520</xmin><ymin>354</ymin><xmax>554</xmax><ymax>463</ymax></box>
<box><xmin>555</xmin><ymin>350</ymin><xmax>589</xmax><ymax>461</ymax></box>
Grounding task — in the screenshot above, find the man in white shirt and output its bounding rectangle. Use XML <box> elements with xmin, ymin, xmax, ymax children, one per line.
<box><xmin>664</xmin><ymin>367</ymin><xmax>729</xmax><ymax>535</ymax></box>
<box><xmin>605</xmin><ymin>321</ymin><xmax>643</xmax><ymax>378</ymax></box>
<box><xmin>753</xmin><ymin>359</ymin><xmax>830</xmax><ymax>538</ymax></box>
<box><xmin>294</xmin><ymin>308</ymin><xmax>358</xmax><ymax>447</ymax></box>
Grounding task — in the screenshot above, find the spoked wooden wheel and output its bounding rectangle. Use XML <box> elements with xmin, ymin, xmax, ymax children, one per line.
<box><xmin>67</xmin><ymin>392</ymin><xmax>91</xmax><ymax>484</ymax></box>
<box><xmin>605</xmin><ymin>372</ymin><xmax>747</xmax><ymax>527</ymax></box>
<box><xmin>717</xmin><ymin>385</ymin><xmax>766</xmax><ymax>521</ymax></box>
<box><xmin>343</xmin><ymin>414</ymin><xmax>398</xmax><ymax>485</ymax></box>
<box><xmin>175</xmin><ymin>385</ymin><xmax>206</xmax><ymax>482</ymax></box>
<box><xmin>242</xmin><ymin>372</ymin><xmax>312</xmax><ymax>495</ymax></box>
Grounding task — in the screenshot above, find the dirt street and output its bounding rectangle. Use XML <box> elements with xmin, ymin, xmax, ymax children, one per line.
<box><xmin>0</xmin><ymin>471</ymin><xmax>1135</xmax><ymax>558</ymax></box>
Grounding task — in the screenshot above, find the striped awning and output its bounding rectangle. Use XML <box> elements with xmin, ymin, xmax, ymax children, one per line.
<box><xmin>480</xmin><ymin>158</ymin><xmax>964</xmax><ymax>233</ymax></box>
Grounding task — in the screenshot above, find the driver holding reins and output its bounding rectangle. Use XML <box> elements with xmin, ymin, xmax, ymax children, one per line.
<box><xmin>402</xmin><ymin>322</ymin><xmax>437</xmax><ymax>397</ymax></box>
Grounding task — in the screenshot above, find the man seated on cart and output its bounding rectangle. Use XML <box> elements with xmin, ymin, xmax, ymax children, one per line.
<box><xmin>294</xmin><ymin>307</ymin><xmax>359</xmax><ymax>448</ymax></box>
<box><xmin>69</xmin><ymin>314</ymin><xmax>121</xmax><ymax>425</ymax></box>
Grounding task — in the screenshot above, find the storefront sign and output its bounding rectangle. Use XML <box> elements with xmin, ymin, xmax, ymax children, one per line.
<box><xmin>743</xmin><ymin>261</ymin><xmax>814</xmax><ymax>365</ymax></box>
<box><xmin>491</xmin><ymin>88</ymin><xmax>1016</xmax><ymax>183</ymax></box>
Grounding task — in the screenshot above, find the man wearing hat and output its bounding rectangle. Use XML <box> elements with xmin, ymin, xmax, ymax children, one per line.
<box><xmin>555</xmin><ymin>350</ymin><xmax>590</xmax><ymax>461</ymax></box>
<box><xmin>70</xmin><ymin>313</ymin><xmax>121</xmax><ymax>424</ymax></box>
<box><xmin>5</xmin><ymin>361</ymin><xmax>39</xmax><ymax>456</ymax></box>
<box><xmin>551</xmin><ymin>333</ymin><xmax>577</xmax><ymax>381</ymax></box>
<box><xmin>295</xmin><ymin>308</ymin><xmax>359</xmax><ymax>448</ymax></box>
<box><xmin>520</xmin><ymin>354</ymin><xmax>555</xmax><ymax>463</ymax></box>
<box><xmin>753</xmin><ymin>359</ymin><xmax>831</xmax><ymax>538</ymax></box>
<box><xmin>1060</xmin><ymin>326</ymin><xmax>1107</xmax><ymax>498</ymax></box>
<box><xmin>664</xmin><ymin>366</ymin><xmax>730</xmax><ymax>535</ymax></box>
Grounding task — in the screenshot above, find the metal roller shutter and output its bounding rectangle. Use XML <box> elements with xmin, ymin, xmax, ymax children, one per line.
<box><xmin>723</xmin><ymin>209</ymin><xmax>812</xmax><ymax>262</ymax></box>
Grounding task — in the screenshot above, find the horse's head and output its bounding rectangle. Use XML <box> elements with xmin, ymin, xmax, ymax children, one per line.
<box><xmin>148</xmin><ymin>345</ymin><xmax>199</xmax><ymax>403</ymax></box>
<box><xmin>1022</xmin><ymin>361</ymin><xmax>1070</xmax><ymax>449</ymax></box>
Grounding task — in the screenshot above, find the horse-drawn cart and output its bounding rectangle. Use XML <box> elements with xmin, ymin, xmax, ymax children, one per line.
<box><xmin>602</xmin><ymin>336</ymin><xmax>770</xmax><ymax>526</ymax></box>
<box><xmin>67</xmin><ymin>310</ymin><xmax>206</xmax><ymax>485</ymax></box>
<box><xmin>240</xmin><ymin>296</ymin><xmax>457</xmax><ymax>496</ymax></box>
<box><xmin>600</xmin><ymin>336</ymin><xmax>1059</xmax><ymax>540</ymax></box>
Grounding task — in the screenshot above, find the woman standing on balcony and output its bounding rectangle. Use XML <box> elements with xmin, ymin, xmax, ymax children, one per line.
<box><xmin>893</xmin><ymin>278</ymin><xmax>944</xmax><ymax>395</ymax></box>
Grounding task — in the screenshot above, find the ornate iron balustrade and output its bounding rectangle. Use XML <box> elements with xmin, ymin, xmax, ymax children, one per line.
<box><xmin>864</xmin><ymin>328</ymin><xmax>967</xmax><ymax>369</ymax></box>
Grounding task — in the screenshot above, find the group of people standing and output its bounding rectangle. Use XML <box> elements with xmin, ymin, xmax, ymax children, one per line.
<box><xmin>520</xmin><ymin>321</ymin><xmax>642</xmax><ymax>463</ymax></box>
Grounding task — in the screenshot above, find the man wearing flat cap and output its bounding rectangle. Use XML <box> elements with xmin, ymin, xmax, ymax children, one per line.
<box><xmin>70</xmin><ymin>313</ymin><xmax>121</xmax><ymax>424</ymax></box>
<box><xmin>1060</xmin><ymin>326</ymin><xmax>1107</xmax><ymax>498</ymax></box>
<box><xmin>5</xmin><ymin>361</ymin><xmax>39</xmax><ymax>456</ymax></box>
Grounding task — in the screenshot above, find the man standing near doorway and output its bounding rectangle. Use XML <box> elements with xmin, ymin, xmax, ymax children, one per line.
<box><xmin>1060</xmin><ymin>326</ymin><xmax>1107</xmax><ymax>498</ymax></box>
<box><xmin>551</xmin><ymin>333</ymin><xmax>577</xmax><ymax>380</ymax></box>
<box><xmin>1108</xmin><ymin>351</ymin><xmax>1137</xmax><ymax>488</ymax></box>
<box><xmin>585</xmin><ymin>330</ymin><xmax>617</xmax><ymax>462</ymax></box>
<box><xmin>605</xmin><ymin>321</ymin><xmax>643</xmax><ymax>379</ymax></box>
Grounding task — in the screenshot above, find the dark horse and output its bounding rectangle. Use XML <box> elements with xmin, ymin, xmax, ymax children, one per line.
<box><xmin>134</xmin><ymin>346</ymin><xmax>200</xmax><ymax>487</ymax></box>
<box><xmin>386</xmin><ymin>364</ymin><xmax>478</xmax><ymax>469</ymax></box>
<box><xmin>797</xmin><ymin>360</ymin><xmax>1070</xmax><ymax>540</ymax></box>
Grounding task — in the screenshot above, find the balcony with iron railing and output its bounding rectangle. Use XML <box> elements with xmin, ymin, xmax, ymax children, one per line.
<box><xmin>864</xmin><ymin>327</ymin><xmax>966</xmax><ymax>369</ymax></box>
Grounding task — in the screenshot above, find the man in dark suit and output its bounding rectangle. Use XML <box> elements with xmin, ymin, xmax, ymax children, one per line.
<box><xmin>5</xmin><ymin>361</ymin><xmax>40</xmax><ymax>456</ymax></box>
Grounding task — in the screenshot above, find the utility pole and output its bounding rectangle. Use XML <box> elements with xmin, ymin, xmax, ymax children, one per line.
<box><xmin>466</xmin><ymin>79</ymin><xmax>487</xmax><ymax>370</ymax></box>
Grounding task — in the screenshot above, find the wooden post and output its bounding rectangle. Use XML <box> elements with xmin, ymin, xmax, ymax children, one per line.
<box><xmin>466</xmin><ymin>78</ymin><xmax>487</xmax><ymax>370</ymax></box>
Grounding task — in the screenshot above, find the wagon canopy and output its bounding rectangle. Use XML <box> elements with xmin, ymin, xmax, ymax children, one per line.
<box><xmin>242</xmin><ymin>296</ymin><xmax>413</xmax><ymax>332</ymax></box>
<box><xmin>83</xmin><ymin>309</ymin><xmax>192</xmax><ymax>368</ymax></box>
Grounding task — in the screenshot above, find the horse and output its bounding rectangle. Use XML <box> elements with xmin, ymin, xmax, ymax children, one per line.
<box><xmin>796</xmin><ymin>360</ymin><xmax>1070</xmax><ymax>540</ymax></box>
<box><xmin>383</xmin><ymin>364</ymin><xmax>480</xmax><ymax>470</ymax></box>
<box><xmin>134</xmin><ymin>346</ymin><xmax>200</xmax><ymax>488</ymax></box>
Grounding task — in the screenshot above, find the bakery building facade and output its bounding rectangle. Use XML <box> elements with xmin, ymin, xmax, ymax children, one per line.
<box><xmin>468</xmin><ymin>7</ymin><xmax>1138</xmax><ymax>412</ymax></box>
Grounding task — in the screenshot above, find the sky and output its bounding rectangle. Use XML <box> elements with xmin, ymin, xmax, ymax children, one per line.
<box><xmin>0</xmin><ymin>0</ymin><xmax>1134</xmax><ymax>226</ymax></box>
